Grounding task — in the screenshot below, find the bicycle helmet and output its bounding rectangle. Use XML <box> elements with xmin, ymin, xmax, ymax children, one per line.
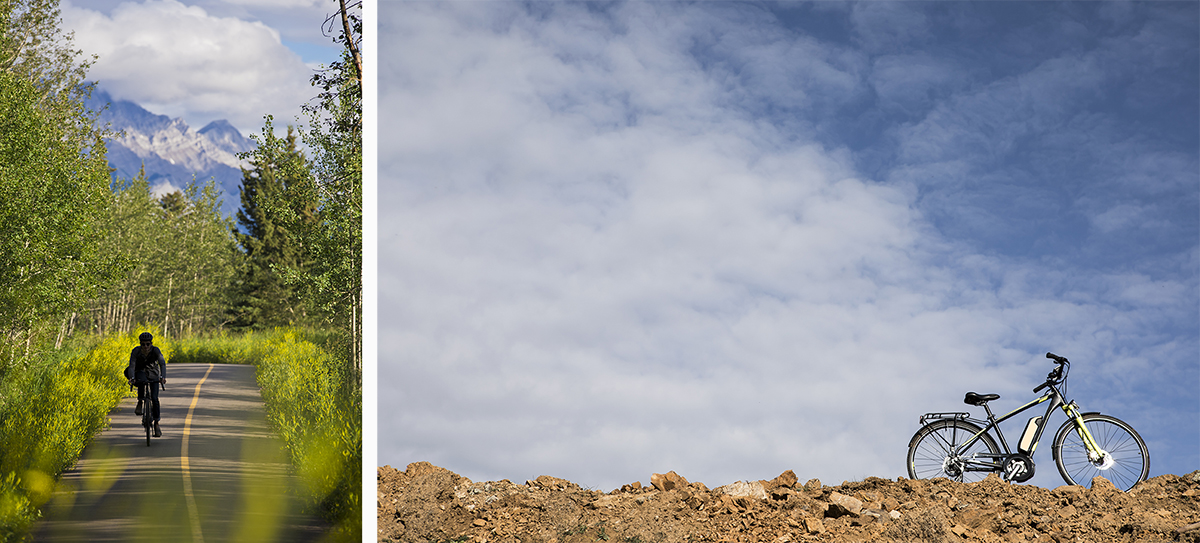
<box><xmin>139</xmin><ymin>332</ymin><xmax>153</xmax><ymax>343</ymax></box>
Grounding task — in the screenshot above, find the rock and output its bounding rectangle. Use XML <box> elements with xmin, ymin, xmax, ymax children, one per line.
<box><xmin>803</xmin><ymin>478</ymin><xmax>821</xmax><ymax>491</ymax></box>
<box><xmin>589</xmin><ymin>495</ymin><xmax>619</xmax><ymax>509</ymax></box>
<box><xmin>849</xmin><ymin>516</ymin><xmax>874</xmax><ymax>527</ymax></box>
<box><xmin>826</xmin><ymin>491</ymin><xmax>864</xmax><ymax>517</ymax></box>
<box><xmin>533</xmin><ymin>475</ymin><xmax>574</xmax><ymax>490</ymax></box>
<box><xmin>768</xmin><ymin>470</ymin><xmax>799</xmax><ymax>489</ymax></box>
<box><xmin>651</xmin><ymin>471</ymin><xmax>689</xmax><ymax>492</ymax></box>
<box><xmin>718</xmin><ymin>480</ymin><xmax>768</xmax><ymax>501</ymax></box>
<box><xmin>1052</xmin><ymin>484</ymin><xmax>1085</xmax><ymax>500</ymax></box>
<box><xmin>378</xmin><ymin>462</ymin><xmax>1200</xmax><ymax>543</ymax></box>
<box><xmin>862</xmin><ymin>508</ymin><xmax>889</xmax><ymax>522</ymax></box>
<box><xmin>802</xmin><ymin>517</ymin><xmax>825</xmax><ymax>534</ymax></box>
<box><xmin>620</xmin><ymin>481</ymin><xmax>642</xmax><ymax>492</ymax></box>
<box><xmin>1090</xmin><ymin>476</ymin><xmax>1118</xmax><ymax>493</ymax></box>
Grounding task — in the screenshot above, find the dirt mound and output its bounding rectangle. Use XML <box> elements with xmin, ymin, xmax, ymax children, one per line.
<box><xmin>378</xmin><ymin>462</ymin><xmax>1200</xmax><ymax>543</ymax></box>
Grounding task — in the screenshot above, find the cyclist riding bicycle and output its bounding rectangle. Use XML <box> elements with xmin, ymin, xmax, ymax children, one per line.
<box><xmin>127</xmin><ymin>332</ymin><xmax>167</xmax><ymax>437</ymax></box>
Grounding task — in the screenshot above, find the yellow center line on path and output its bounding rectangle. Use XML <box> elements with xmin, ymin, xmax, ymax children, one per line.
<box><xmin>182</xmin><ymin>364</ymin><xmax>214</xmax><ymax>543</ymax></box>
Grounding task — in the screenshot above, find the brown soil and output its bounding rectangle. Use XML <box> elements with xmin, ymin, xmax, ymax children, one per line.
<box><xmin>378</xmin><ymin>462</ymin><xmax>1200</xmax><ymax>543</ymax></box>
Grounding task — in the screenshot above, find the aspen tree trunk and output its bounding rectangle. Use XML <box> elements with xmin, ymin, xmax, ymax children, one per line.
<box><xmin>162</xmin><ymin>275</ymin><xmax>172</xmax><ymax>338</ymax></box>
<box><xmin>54</xmin><ymin>312</ymin><xmax>71</xmax><ymax>349</ymax></box>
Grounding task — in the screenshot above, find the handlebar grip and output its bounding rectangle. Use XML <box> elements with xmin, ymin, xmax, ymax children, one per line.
<box><xmin>1046</xmin><ymin>352</ymin><xmax>1068</xmax><ymax>364</ymax></box>
<box><xmin>1033</xmin><ymin>381</ymin><xmax>1049</xmax><ymax>393</ymax></box>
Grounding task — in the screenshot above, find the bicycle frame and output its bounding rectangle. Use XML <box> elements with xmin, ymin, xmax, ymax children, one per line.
<box><xmin>133</xmin><ymin>379</ymin><xmax>163</xmax><ymax>445</ymax></box>
<box><xmin>944</xmin><ymin>382</ymin><xmax>1104</xmax><ymax>475</ymax></box>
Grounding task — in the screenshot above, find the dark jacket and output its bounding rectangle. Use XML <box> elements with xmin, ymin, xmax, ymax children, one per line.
<box><xmin>127</xmin><ymin>345</ymin><xmax>167</xmax><ymax>381</ymax></box>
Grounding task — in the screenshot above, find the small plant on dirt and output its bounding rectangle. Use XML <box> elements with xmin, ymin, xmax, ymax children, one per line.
<box><xmin>595</xmin><ymin>521</ymin><xmax>610</xmax><ymax>541</ymax></box>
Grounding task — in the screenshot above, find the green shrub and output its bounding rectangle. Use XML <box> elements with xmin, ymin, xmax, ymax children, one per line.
<box><xmin>254</xmin><ymin>329</ymin><xmax>361</xmax><ymax>542</ymax></box>
<box><xmin>0</xmin><ymin>327</ymin><xmax>161</xmax><ymax>542</ymax></box>
<box><xmin>171</xmin><ymin>330</ymin><xmax>270</xmax><ymax>365</ymax></box>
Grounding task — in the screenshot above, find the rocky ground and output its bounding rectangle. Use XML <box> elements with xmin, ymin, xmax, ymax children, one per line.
<box><xmin>378</xmin><ymin>462</ymin><xmax>1200</xmax><ymax>543</ymax></box>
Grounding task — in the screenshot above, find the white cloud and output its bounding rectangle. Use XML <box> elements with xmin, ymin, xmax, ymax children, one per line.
<box><xmin>378</xmin><ymin>2</ymin><xmax>1196</xmax><ymax>491</ymax></box>
<box><xmin>150</xmin><ymin>180</ymin><xmax>184</xmax><ymax>198</ymax></box>
<box><xmin>63</xmin><ymin>0</ymin><xmax>316</xmax><ymax>135</ymax></box>
<box><xmin>218</xmin><ymin>0</ymin><xmax>324</xmax><ymax>7</ymax></box>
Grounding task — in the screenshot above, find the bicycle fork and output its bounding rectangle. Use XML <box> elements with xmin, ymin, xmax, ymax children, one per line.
<box><xmin>1062</xmin><ymin>401</ymin><xmax>1111</xmax><ymax>468</ymax></box>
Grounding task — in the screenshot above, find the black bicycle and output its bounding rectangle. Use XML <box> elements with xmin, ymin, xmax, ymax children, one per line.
<box><xmin>906</xmin><ymin>353</ymin><xmax>1149</xmax><ymax>491</ymax></box>
<box><xmin>131</xmin><ymin>379</ymin><xmax>164</xmax><ymax>446</ymax></box>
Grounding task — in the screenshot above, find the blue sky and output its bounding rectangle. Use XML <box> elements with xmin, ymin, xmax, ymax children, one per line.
<box><xmin>63</xmin><ymin>0</ymin><xmax>343</xmax><ymax>135</ymax></box>
<box><xmin>377</xmin><ymin>2</ymin><xmax>1198</xmax><ymax>492</ymax></box>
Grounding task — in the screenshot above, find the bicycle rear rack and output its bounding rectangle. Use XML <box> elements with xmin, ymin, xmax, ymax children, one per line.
<box><xmin>919</xmin><ymin>412</ymin><xmax>972</xmax><ymax>425</ymax></box>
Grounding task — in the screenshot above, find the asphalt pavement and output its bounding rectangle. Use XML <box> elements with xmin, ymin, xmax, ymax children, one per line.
<box><xmin>32</xmin><ymin>363</ymin><xmax>328</xmax><ymax>543</ymax></box>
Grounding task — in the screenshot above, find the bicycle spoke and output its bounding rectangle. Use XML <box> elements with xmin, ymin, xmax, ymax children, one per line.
<box><xmin>908</xmin><ymin>420</ymin><xmax>998</xmax><ymax>483</ymax></box>
<box><xmin>1055</xmin><ymin>415</ymin><xmax>1147</xmax><ymax>491</ymax></box>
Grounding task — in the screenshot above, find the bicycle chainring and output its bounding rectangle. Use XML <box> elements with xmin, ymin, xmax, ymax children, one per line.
<box><xmin>1002</xmin><ymin>454</ymin><xmax>1036</xmax><ymax>483</ymax></box>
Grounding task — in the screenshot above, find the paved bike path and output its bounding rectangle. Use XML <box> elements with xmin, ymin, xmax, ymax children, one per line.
<box><xmin>33</xmin><ymin>363</ymin><xmax>328</xmax><ymax>543</ymax></box>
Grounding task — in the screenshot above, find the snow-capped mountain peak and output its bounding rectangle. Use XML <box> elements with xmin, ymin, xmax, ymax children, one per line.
<box><xmin>87</xmin><ymin>89</ymin><xmax>255</xmax><ymax>217</ymax></box>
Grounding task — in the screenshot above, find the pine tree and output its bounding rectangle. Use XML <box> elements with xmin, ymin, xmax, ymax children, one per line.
<box><xmin>229</xmin><ymin>126</ymin><xmax>313</xmax><ymax>329</ymax></box>
<box><xmin>158</xmin><ymin>190</ymin><xmax>187</xmax><ymax>217</ymax></box>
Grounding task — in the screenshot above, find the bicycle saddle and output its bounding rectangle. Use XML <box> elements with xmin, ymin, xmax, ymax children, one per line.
<box><xmin>964</xmin><ymin>392</ymin><xmax>1000</xmax><ymax>406</ymax></box>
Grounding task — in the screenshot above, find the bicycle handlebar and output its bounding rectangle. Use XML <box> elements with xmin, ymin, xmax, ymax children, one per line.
<box><xmin>1034</xmin><ymin>352</ymin><xmax>1070</xmax><ymax>393</ymax></box>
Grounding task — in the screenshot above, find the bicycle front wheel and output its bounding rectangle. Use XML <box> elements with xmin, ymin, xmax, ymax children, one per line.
<box><xmin>1053</xmin><ymin>414</ymin><xmax>1148</xmax><ymax>491</ymax></box>
<box><xmin>907</xmin><ymin>419</ymin><xmax>1000</xmax><ymax>483</ymax></box>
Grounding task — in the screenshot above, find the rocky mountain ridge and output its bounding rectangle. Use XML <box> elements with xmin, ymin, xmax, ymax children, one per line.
<box><xmin>378</xmin><ymin>462</ymin><xmax>1200</xmax><ymax>543</ymax></box>
<box><xmin>86</xmin><ymin>88</ymin><xmax>254</xmax><ymax>217</ymax></box>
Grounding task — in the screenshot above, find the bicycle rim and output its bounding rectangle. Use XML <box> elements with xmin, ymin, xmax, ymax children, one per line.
<box><xmin>907</xmin><ymin>420</ymin><xmax>999</xmax><ymax>483</ymax></box>
<box><xmin>1054</xmin><ymin>414</ymin><xmax>1149</xmax><ymax>491</ymax></box>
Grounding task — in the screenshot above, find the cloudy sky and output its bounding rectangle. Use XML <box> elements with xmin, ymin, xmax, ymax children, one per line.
<box><xmin>62</xmin><ymin>0</ymin><xmax>345</xmax><ymax>136</ymax></box>
<box><xmin>378</xmin><ymin>2</ymin><xmax>1198</xmax><ymax>492</ymax></box>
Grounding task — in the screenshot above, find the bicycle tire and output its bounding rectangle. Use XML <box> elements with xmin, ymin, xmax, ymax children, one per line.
<box><xmin>1053</xmin><ymin>413</ymin><xmax>1148</xmax><ymax>491</ymax></box>
<box><xmin>143</xmin><ymin>400</ymin><xmax>152</xmax><ymax>446</ymax></box>
<box><xmin>907</xmin><ymin>419</ymin><xmax>1000</xmax><ymax>483</ymax></box>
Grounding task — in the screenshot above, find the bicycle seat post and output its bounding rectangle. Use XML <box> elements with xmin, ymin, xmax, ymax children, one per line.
<box><xmin>981</xmin><ymin>402</ymin><xmax>997</xmax><ymax>425</ymax></box>
<box><xmin>964</xmin><ymin>392</ymin><xmax>1001</xmax><ymax>423</ymax></box>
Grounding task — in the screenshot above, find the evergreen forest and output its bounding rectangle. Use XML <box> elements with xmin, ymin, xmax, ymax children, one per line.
<box><xmin>0</xmin><ymin>0</ymin><xmax>362</xmax><ymax>540</ymax></box>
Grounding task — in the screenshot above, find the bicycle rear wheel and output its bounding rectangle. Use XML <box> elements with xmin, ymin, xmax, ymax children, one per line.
<box><xmin>144</xmin><ymin>416</ymin><xmax>151</xmax><ymax>446</ymax></box>
<box><xmin>907</xmin><ymin>419</ymin><xmax>1000</xmax><ymax>483</ymax></box>
<box><xmin>1053</xmin><ymin>413</ymin><xmax>1148</xmax><ymax>491</ymax></box>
